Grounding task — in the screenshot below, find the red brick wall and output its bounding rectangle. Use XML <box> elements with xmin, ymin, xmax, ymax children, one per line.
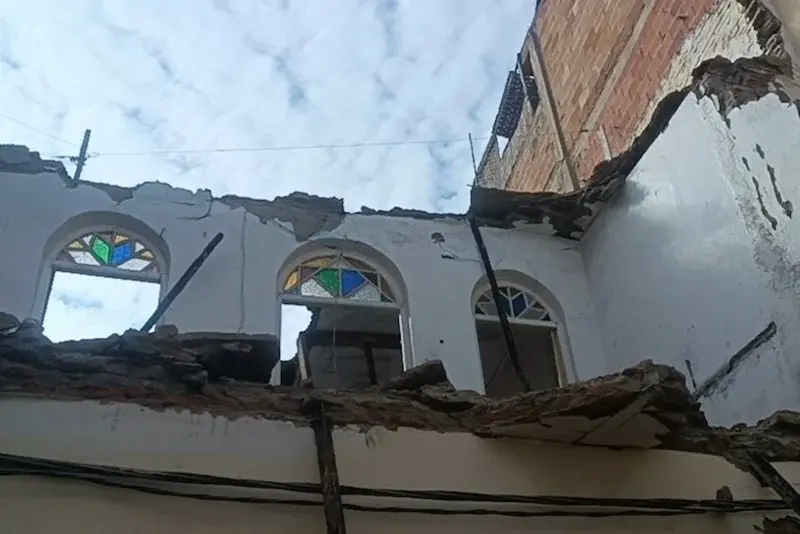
<box><xmin>575</xmin><ymin>0</ymin><xmax>717</xmax><ymax>177</ymax></box>
<box><xmin>506</xmin><ymin>0</ymin><xmax>719</xmax><ymax>192</ymax></box>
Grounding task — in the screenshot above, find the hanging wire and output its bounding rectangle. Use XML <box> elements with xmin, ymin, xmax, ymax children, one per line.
<box><xmin>0</xmin><ymin>453</ymin><xmax>789</xmax><ymax>517</ymax></box>
<box><xmin>74</xmin><ymin>136</ymin><xmax>491</xmax><ymax>159</ymax></box>
<box><xmin>0</xmin><ymin>113</ymin><xmax>79</xmax><ymax>148</ymax></box>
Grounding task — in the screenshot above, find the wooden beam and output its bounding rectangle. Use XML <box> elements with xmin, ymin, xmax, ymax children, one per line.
<box><xmin>363</xmin><ymin>342</ymin><xmax>378</xmax><ymax>386</ymax></box>
<box><xmin>747</xmin><ymin>452</ymin><xmax>800</xmax><ymax>513</ymax></box>
<box><xmin>310</xmin><ymin>402</ymin><xmax>347</xmax><ymax>534</ymax></box>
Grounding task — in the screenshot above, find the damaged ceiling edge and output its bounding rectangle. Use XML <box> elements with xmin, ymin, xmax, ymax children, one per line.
<box><xmin>3</xmin><ymin>324</ymin><xmax>800</xmax><ymax>465</ymax></box>
<box><xmin>733</xmin><ymin>0</ymin><xmax>790</xmax><ymax>64</ymax></box>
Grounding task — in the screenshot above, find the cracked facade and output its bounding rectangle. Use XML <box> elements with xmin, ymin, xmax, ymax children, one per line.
<box><xmin>4</xmin><ymin>2</ymin><xmax>800</xmax><ymax>532</ymax></box>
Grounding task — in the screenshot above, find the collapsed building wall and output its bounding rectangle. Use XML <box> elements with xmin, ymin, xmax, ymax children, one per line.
<box><xmin>0</xmin><ymin>151</ymin><xmax>606</xmax><ymax>392</ymax></box>
<box><xmin>581</xmin><ymin>56</ymin><xmax>800</xmax><ymax>426</ymax></box>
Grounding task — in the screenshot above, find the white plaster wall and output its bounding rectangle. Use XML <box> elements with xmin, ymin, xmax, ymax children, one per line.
<box><xmin>582</xmin><ymin>93</ymin><xmax>800</xmax><ymax>426</ymax></box>
<box><xmin>0</xmin><ymin>172</ymin><xmax>605</xmax><ymax>391</ymax></box>
<box><xmin>0</xmin><ymin>397</ymin><xmax>794</xmax><ymax>533</ymax></box>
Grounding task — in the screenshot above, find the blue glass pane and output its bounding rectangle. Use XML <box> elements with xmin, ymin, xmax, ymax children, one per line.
<box><xmin>341</xmin><ymin>269</ymin><xmax>366</xmax><ymax>297</ymax></box>
<box><xmin>512</xmin><ymin>294</ymin><xmax>526</xmax><ymax>317</ymax></box>
<box><xmin>111</xmin><ymin>242</ymin><xmax>134</xmax><ymax>265</ymax></box>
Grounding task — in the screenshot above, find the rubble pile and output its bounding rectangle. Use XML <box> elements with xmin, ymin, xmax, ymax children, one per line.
<box><xmin>1</xmin><ymin>311</ymin><xmax>800</xmax><ymax>463</ymax></box>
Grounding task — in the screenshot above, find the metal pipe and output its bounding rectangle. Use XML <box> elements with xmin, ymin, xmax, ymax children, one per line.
<box><xmin>467</xmin><ymin>215</ymin><xmax>530</xmax><ymax>393</ymax></box>
<box><xmin>140</xmin><ymin>232</ymin><xmax>224</xmax><ymax>332</ymax></box>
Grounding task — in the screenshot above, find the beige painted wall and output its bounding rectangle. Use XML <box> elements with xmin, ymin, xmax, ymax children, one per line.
<box><xmin>1</xmin><ymin>397</ymin><xmax>799</xmax><ymax>499</ymax></box>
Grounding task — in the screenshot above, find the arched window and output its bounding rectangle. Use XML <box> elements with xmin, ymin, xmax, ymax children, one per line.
<box><xmin>473</xmin><ymin>281</ymin><xmax>566</xmax><ymax>397</ymax></box>
<box><xmin>41</xmin><ymin>227</ymin><xmax>166</xmax><ymax>342</ymax></box>
<box><xmin>279</xmin><ymin>251</ymin><xmax>406</xmax><ymax>389</ymax></box>
<box><xmin>474</xmin><ymin>285</ymin><xmax>553</xmax><ymax>323</ymax></box>
<box><xmin>282</xmin><ymin>254</ymin><xmax>396</xmax><ymax>303</ymax></box>
<box><xmin>55</xmin><ymin>230</ymin><xmax>161</xmax><ymax>279</ymax></box>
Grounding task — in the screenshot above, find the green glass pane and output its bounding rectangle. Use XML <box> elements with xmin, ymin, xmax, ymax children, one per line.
<box><xmin>91</xmin><ymin>236</ymin><xmax>111</xmax><ymax>264</ymax></box>
<box><xmin>315</xmin><ymin>268</ymin><xmax>340</xmax><ymax>296</ymax></box>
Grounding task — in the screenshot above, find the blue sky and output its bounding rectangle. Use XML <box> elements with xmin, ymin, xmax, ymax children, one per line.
<box><xmin>1</xmin><ymin>0</ymin><xmax>534</xmax><ymax>352</ymax></box>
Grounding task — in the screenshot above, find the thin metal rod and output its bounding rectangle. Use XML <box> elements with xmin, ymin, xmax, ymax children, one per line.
<box><xmin>467</xmin><ymin>215</ymin><xmax>530</xmax><ymax>393</ymax></box>
<box><xmin>468</xmin><ymin>133</ymin><xmax>478</xmax><ymax>176</ymax></box>
<box><xmin>140</xmin><ymin>232</ymin><xmax>224</xmax><ymax>332</ymax></box>
<box><xmin>72</xmin><ymin>129</ymin><xmax>92</xmax><ymax>184</ymax></box>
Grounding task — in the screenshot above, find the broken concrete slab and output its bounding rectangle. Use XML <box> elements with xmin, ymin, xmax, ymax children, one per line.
<box><xmin>1</xmin><ymin>317</ymin><xmax>800</xmax><ymax>465</ymax></box>
<box><xmin>381</xmin><ymin>359</ymin><xmax>449</xmax><ymax>391</ymax></box>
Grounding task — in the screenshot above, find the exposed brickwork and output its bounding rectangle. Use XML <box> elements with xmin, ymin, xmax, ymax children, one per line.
<box><xmin>538</xmin><ymin>0</ymin><xmax>644</xmax><ymax>149</ymax></box>
<box><xmin>495</xmin><ymin>0</ymin><xmax>767</xmax><ymax>193</ymax></box>
<box><xmin>578</xmin><ymin>0</ymin><xmax>719</xmax><ymax>173</ymax></box>
<box><xmin>507</xmin><ymin>0</ymin><xmax>646</xmax><ymax>192</ymax></box>
<box><xmin>631</xmin><ymin>0</ymin><xmax>764</xmax><ymax>139</ymax></box>
<box><xmin>506</xmin><ymin>108</ymin><xmax>561</xmax><ymax>192</ymax></box>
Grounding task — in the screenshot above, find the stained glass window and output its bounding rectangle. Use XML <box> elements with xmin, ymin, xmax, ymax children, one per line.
<box><xmin>283</xmin><ymin>255</ymin><xmax>396</xmax><ymax>303</ymax></box>
<box><xmin>56</xmin><ymin>231</ymin><xmax>160</xmax><ymax>274</ymax></box>
<box><xmin>474</xmin><ymin>285</ymin><xmax>552</xmax><ymax>322</ymax></box>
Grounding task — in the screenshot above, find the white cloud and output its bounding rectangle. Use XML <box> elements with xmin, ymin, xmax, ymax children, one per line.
<box><xmin>43</xmin><ymin>272</ymin><xmax>160</xmax><ymax>342</ymax></box>
<box><xmin>1</xmin><ymin>0</ymin><xmax>533</xmax><ymax>357</ymax></box>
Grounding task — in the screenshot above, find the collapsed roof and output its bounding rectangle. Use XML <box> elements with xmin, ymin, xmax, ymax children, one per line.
<box><xmin>1</xmin><ymin>315</ymin><xmax>799</xmax><ymax>472</ymax></box>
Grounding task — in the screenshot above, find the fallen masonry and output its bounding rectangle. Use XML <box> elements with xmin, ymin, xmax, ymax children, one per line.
<box><xmin>1</xmin><ymin>312</ymin><xmax>800</xmax><ymax>471</ymax></box>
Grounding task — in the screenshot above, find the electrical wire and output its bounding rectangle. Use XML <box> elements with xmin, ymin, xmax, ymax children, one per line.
<box><xmin>0</xmin><ymin>113</ymin><xmax>79</xmax><ymax>148</ymax></box>
<box><xmin>67</xmin><ymin>136</ymin><xmax>492</xmax><ymax>160</ymax></box>
<box><xmin>0</xmin><ymin>453</ymin><xmax>788</xmax><ymax>517</ymax></box>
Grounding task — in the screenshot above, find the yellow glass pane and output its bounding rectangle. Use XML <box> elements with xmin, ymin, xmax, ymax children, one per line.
<box><xmin>284</xmin><ymin>270</ymin><xmax>299</xmax><ymax>291</ymax></box>
<box><xmin>140</xmin><ymin>250</ymin><xmax>154</xmax><ymax>260</ymax></box>
<box><xmin>67</xmin><ymin>241</ymin><xmax>83</xmax><ymax>250</ymax></box>
<box><xmin>304</xmin><ymin>257</ymin><xmax>331</xmax><ymax>268</ymax></box>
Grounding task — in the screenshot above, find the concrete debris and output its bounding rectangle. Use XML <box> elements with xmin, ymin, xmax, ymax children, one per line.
<box><xmin>0</xmin><ymin>319</ymin><xmax>278</xmax><ymax>394</ymax></box>
<box><xmin>0</xmin><ymin>312</ymin><xmax>20</xmax><ymax>336</ymax></box>
<box><xmin>1</xmin><ymin>313</ymin><xmax>800</xmax><ymax>463</ymax></box>
<box><xmin>692</xmin><ymin>55</ymin><xmax>796</xmax><ymax>121</ymax></box>
<box><xmin>381</xmin><ymin>359</ymin><xmax>449</xmax><ymax>391</ymax></box>
<box><xmin>663</xmin><ymin>410</ymin><xmax>800</xmax><ymax>468</ymax></box>
<box><xmin>734</xmin><ymin>0</ymin><xmax>788</xmax><ymax>61</ymax></box>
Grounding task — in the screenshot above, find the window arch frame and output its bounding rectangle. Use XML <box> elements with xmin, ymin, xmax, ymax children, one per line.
<box><xmin>472</xmin><ymin>281</ymin><xmax>558</xmax><ymax>329</ymax></box>
<box><xmin>276</xmin><ymin>245</ymin><xmax>412</xmax><ymax>377</ymax></box>
<box><xmin>280</xmin><ymin>250</ymin><xmax>404</xmax><ymax>311</ymax></box>
<box><xmin>33</xmin><ymin>223</ymin><xmax>170</xmax><ymax>323</ymax></box>
<box><xmin>52</xmin><ymin>227</ymin><xmax>165</xmax><ymax>283</ymax></box>
<box><xmin>471</xmin><ymin>276</ymin><xmax>574</xmax><ymax>388</ymax></box>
